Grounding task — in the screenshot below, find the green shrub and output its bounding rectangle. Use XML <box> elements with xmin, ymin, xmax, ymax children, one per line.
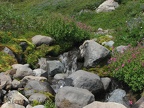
<box><xmin>108</xmin><ymin>44</ymin><xmax>144</xmax><ymax>91</ymax></box>
<box><xmin>44</xmin><ymin>100</ymin><xmax>55</xmax><ymax>108</ymax></box>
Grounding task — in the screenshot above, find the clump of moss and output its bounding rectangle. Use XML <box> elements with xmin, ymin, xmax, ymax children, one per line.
<box><xmin>0</xmin><ymin>52</ymin><xmax>17</xmax><ymax>72</ymax></box>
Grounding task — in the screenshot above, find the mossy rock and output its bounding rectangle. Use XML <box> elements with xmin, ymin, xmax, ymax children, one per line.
<box><xmin>0</xmin><ymin>51</ymin><xmax>17</xmax><ymax>72</ymax></box>
<box><xmin>97</xmin><ymin>35</ymin><xmax>113</xmax><ymax>44</ymax></box>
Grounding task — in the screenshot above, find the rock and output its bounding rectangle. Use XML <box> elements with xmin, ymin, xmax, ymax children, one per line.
<box><xmin>12</xmin><ymin>64</ymin><xmax>29</xmax><ymax>69</ymax></box>
<box><xmin>54</xmin><ymin>73</ymin><xmax>68</xmax><ymax>80</ymax></box>
<box><xmin>96</xmin><ymin>28</ymin><xmax>109</xmax><ymax>35</ymax></box>
<box><xmin>20</xmin><ymin>76</ymin><xmax>47</xmax><ymax>87</ymax></box>
<box><xmin>101</xmin><ymin>77</ymin><xmax>111</xmax><ymax>90</ymax></box>
<box><xmin>32</xmin><ymin>35</ymin><xmax>54</xmax><ymax>46</ymax></box>
<box><xmin>0</xmin><ymin>72</ymin><xmax>12</xmax><ymax>90</ymax></box>
<box><xmin>19</xmin><ymin>42</ymin><xmax>28</xmax><ymax>52</ymax></box>
<box><xmin>11</xmin><ymin>79</ymin><xmax>22</xmax><ymax>89</ymax></box>
<box><xmin>102</xmin><ymin>40</ymin><xmax>114</xmax><ymax>47</ymax></box>
<box><xmin>33</xmin><ymin>105</ymin><xmax>45</xmax><ymax>108</ymax></box>
<box><xmin>33</xmin><ymin>68</ymin><xmax>47</xmax><ymax>78</ymax></box>
<box><xmin>24</xmin><ymin>80</ymin><xmax>55</xmax><ymax>97</ymax></box>
<box><xmin>4</xmin><ymin>90</ymin><xmax>29</xmax><ymax>106</ymax></box>
<box><xmin>79</xmin><ymin>40</ymin><xmax>110</xmax><ymax>67</ymax></box>
<box><xmin>47</xmin><ymin>60</ymin><xmax>64</xmax><ymax>77</ymax></box>
<box><xmin>38</xmin><ymin>58</ymin><xmax>48</xmax><ymax>71</ymax></box>
<box><xmin>29</xmin><ymin>93</ymin><xmax>47</xmax><ymax>104</ymax></box>
<box><xmin>1</xmin><ymin>102</ymin><xmax>25</xmax><ymax>108</ymax></box>
<box><xmin>3</xmin><ymin>47</ymin><xmax>16</xmax><ymax>58</ymax></box>
<box><xmin>116</xmin><ymin>45</ymin><xmax>128</xmax><ymax>53</ymax></box>
<box><xmin>26</xmin><ymin>104</ymin><xmax>33</xmax><ymax>108</ymax></box>
<box><xmin>13</xmin><ymin>65</ymin><xmax>34</xmax><ymax>79</ymax></box>
<box><xmin>96</xmin><ymin>0</ymin><xmax>119</xmax><ymax>13</ymax></box>
<box><xmin>59</xmin><ymin>49</ymin><xmax>80</xmax><ymax>75</ymax></box>
<box><xmin>5</xmin><ymin>69</ymin><xmax>17</xmax><ymax>76</ymax></box>
<box><xmin>132</xmin><ymin>97</ymin><xmax>144</xmax><ymax>108</ymax></box>
<box><xmin>0</xmin><ymin>89</ymin><xmax>3</xmax><ymax>104</ymax></box>
<box><xmin>55</xmin><ymin>86</ymin><xmax>95</xmax><ymax>108</ymax></box>
<box><xmin>83</xmin><ymin>101</ymin><xmax>127</xmax><ymax>108</ymax></box>
<box><xmin>108</xmin><ymin>89</ymin><xmax>129</xmax><ymax>107</ymax></box>
<box><xmin>68</xmin><ymin>70</ymin><xmax>104</xmax><ymax>94</ymax></box>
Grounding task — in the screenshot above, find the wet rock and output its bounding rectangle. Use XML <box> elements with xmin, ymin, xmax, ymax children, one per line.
<box><xmin>68</xmin><ymin>70</ymin><xmax>104</xmax><ymax>94</ymax></box>
<box><xmin>84</xmin><ymin>101</ymin><xmax>127</xmax><ymax>108</ymax></box>
<box><xmin>55</xmin><ymin>86</ymin><xmax>95</xmax><ymax>108</ymax></box>
<box><xmin>79</xmin><ymin>40</ymin><xmax>110</xmax><ymax>67</ymax></box>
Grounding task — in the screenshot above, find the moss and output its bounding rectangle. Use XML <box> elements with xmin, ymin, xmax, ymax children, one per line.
<box><xmin>84</xmin><ymin>65</ymin><xmax>110</xmax><ymax>77</ymax></box>
<box><xmin>31</xmin><ymin>100</ymin><xmax>42</xmax><ymax>106</ymax></box>
<box><xmin>0</xmin><ymin>52</ymin><xmax>17</xmax><ymax>72</ymax></box>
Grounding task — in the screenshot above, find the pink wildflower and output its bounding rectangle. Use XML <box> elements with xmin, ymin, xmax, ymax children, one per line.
<box><xmin>127</xmin><ymin>59</ymin><xmax>131</xmax><ymax>63</ymax></box>
<box><xmin>142</xmin><ymin>62</ymin><xmax>144</xmax><ymax>67</ymax></box>
<box><xmin>129</xmin><ymin>100</ymin><xmax>133</xmax><ymax>105</ymax></box>
<box><xmin>132</xmin><ymin>54</ymin><xmax>136</xmax><ymax>58</ymax></box>
<box><xmin>122</xmin><ymin>64</ymin><xmax>125</xmax><ymax>67</ymax></box>
<box><xmin>115</xmin><ymin>68</ymin><xmax>119</xmax><ymax>71</ymax></box>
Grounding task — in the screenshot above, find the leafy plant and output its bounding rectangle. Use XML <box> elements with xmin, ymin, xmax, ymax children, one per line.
<box><xmin>44</xmin><ymin>100</ymin><xmax>55</xmax><ymax>108</ymax></box>
<box><xmin>108</xmin><ymin>44</ymin><xmax>144</xmax><ymax>91</ymax></box>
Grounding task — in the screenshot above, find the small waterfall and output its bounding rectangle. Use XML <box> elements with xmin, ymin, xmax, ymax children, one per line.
<box><xmin>59</xmin><ymin>49</ymin><xmax>80</xmax><ymax>75</ymax></box>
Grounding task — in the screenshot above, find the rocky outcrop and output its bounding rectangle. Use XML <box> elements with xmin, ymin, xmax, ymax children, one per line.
<box><xmin>96</xmin><ymin>0</ymin><xmax>119</xmax><ymax>13</ymax></box>
<box><xmin>79</xmin><ymin>40</ymin><xmax>110</xmax><ymax>67</ymax></box>
<box><xmin>55</xmin><ymin>86</ymin><xmax>95</xmax><ymax>108</ymax></box>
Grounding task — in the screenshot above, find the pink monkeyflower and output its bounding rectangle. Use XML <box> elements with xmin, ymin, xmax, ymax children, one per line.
<box><xmin>115</xmin><ymin>68</ymin><xmax>119</xmax><ymax>71</ymax></box>
<box><xmin>122</xmin><ymin>64</ymin><xmax>125</xmax><ymax>67</ymax></box>
<box><xmin>127</xmin><ymin>59</ymin><xmax>131</xmax><ymax>63</ymax></box>
<box><xmin>132</xmin><ymin>54</ymin><xmax>136</xmax><ymax>58</ymax></box>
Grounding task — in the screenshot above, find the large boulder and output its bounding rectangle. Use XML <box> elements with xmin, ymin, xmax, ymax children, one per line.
<box><xmin>108</xmin><ymin>89</ymin><xmax>130</xmax><ymax>107</ymax></box>
<box><xmin>68</xmin><ymin>70</ymin><xmax>104</xmax><ymax>94</ymax></box>
<box><xmin>55</xmin><ymin>86</ymin><xmax>95</xmax><ymax>108</ymax></box>
<box><xmin>83</xmin><ymin>101</ymin><xmax>127</xmax><ymax>108</ymax></box>
<box><xmin>32</xmin><ymin>35</ymin><xmax>54</xmax><ymax>46</ymax></box>
<box><xmin>24</xmin><ymin>80</ymin><xmax>55</xmax><ymax>97</ymax></box>
<box><xmin>96</xmin><ymin>0</ymin><xmax>119</xmax><ymax>13</ymax></box>
<box><xmin>79</xmin><ymin>40</ymin><xmax>110</xmax><ymax>67</ymax></box>
<box><xmin>4</xmin><ymin>90</ymin><xmax>29</xmax><ymax>106</ymax></box>
<box><xmin>47</xmin><ymin>60</ymin><xmax>64</xmax><ymax>77</ymax></box>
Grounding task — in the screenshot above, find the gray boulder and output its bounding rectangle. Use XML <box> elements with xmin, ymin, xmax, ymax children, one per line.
<box><xmin>55</xmin><ymin>86</ymin><xmax>95</xmax><ymax>108</ymax></box>
<box><xmin>32</xmin><ymin>35</ymin><xmax>54</xmax><ymax>46</ymax></box>
<box><xmin>54</xmin><ymin>73</ymin><xmax>68</xmax><ymax>80</ymax></box>
<box><xmin>24</xmin><ymin>80</ymin><xmax>55</xmax><ymax>97</ymax></box>
<box><xmin>47</xmin><ymin>60</ymin><xmax>64</xmax><ymax>77</ymax></box>
<box><xmin>101</xmin><ymin>77</ymin><xmax>111</xmax><ymax>90</ymax></box>
<box><xmin>1</xmin><ymin>102</ymin><xmax>25</xmax><ymax>108</ymax></box>
<box><xmin>12</xmin><ymin>64</ymin><xmax>29</xmax><ymax>69</ymax></box>
<box><xmin>79</xmin><ymin>40</ymin><xmax>110</xmax><ymax>67</ymax></box>
<box><xmin>68</xmin><ymin>70</ymin><xmax>104</xmax><ymax>94</ymax></box>
<box><xmin>0</xmin><ymin>72</ymin><xmax>12</xmax><ymax>90</ymax></box>
<box><xmin>38</xmin><ymin>58</ymin><xmax>48</xmax><ymax>71</ymax></box>
<box><xmin>96</xmin><ymin>0</ymin><xmax>119</xmax><ymax>13</ymax></box>
<box><xmin>29</xmin><ymin>93</ymin><xmax>47</xmax><ymax>104</ymax></box>
<box><xmin>108</xmin><ymin>89</ymin><xmax>129</xmax><ymax>107</ymax></box>
<box><xmin>26</xmin><ymin>104</ymin><xmax>33</xmax><ymax>108</ymax></box>
<box><xmin>83</xmin><ymin>101</ymin><xmax>127</xmax><ymax>108</ymax></box>
<box><xmin>4</xmin><ymin>90</ymin><xmax>29</xmax><ymax>106</ymax></box>
<box><xmin>13</xmin><ymin>65</ymin><xmax>34</xmax><ymax>79</ymax></box>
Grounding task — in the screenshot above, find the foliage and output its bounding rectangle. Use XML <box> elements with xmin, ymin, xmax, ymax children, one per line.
<box><xmin>108</xmin><ymin>44</ymin><xmax>144</xmax><ymax>91</ymax></box>
<box><xmin>44</xmin><ymin>100</ymin><xmax>55</xmax><ymax>108</ymax></box>
<box><xmin>31</xmin><ymin>100</ymin><xmax>42</xmax><ymax>107</ymax></box>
